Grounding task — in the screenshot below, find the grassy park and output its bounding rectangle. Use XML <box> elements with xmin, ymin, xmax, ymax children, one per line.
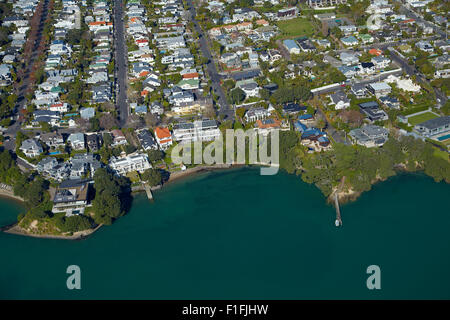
<box><xmin>276</xmin><ymin>17</ymin><xmax>316</xmax><ymax>39</ymax></box>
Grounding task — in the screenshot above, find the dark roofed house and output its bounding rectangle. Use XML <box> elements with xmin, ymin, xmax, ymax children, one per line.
<box><xmin>263</xmin><ymin>83</ymin><xmax>278</xmax><ymax>93</ymax></box>
<box><xmin>86</xmin><ymin>134</ymin><xmax>100</xmax><ymax>152</ymax></box>
<box><xmin>414</xmin><ymin>116</ymin><xmax>450</xmax><ymax>140</ymax></box>
<box><xmin>137</xmin><ymin>130</ymin><xmax>158</xmax><ymax>151</ymax></box>
<box><xmin>230</xmin><ymin>69</ymin><xmax>261</xmax><ymax>81</ymax></box>
<box><xmin>283</xmin><ymin>103</ymin><xmax>307</xmax><ymax>115</ymax></box>
<box><xmin>52</xmin><ymin>179</ymin><xmax>91</xmax><ymax>216</ymax></box>
<box><xmin>349</xmin><ymin>124</ymin><xmax>389</xmax><ymax>147</ymax></box>
<box><xmin>359</xmin><ymin>101</ymin><xmax>388</xmax><ymax>122</ymax></box>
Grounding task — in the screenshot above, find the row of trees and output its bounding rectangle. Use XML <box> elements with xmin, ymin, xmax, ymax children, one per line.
<box><xmin>299</xmin><ymin>135</ymin><xmax>450</xmax><ymax>197</ymax></box>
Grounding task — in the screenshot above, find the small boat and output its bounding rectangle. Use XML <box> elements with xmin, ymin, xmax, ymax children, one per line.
<box><xmin>335</xmin><ymin>219</ymin><xmax>341</xmax><ymax>227</ymax></box>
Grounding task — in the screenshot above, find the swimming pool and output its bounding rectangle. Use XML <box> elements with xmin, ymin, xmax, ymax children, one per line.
<box><xmin>437</xmin><ymin>134</ymin><xmax>450</xmax><ymax>141</ymax></box>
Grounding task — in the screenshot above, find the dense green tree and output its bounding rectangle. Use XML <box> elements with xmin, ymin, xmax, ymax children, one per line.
<box><xmin>230</xmin><ymin>88</ymin><xmax>246</xmax><ymax>104</ymax></box>
<box><xmin>141</xmin><ymin>168</ymin><xmax>162</xmax><ymax>187</ymax></box>
<box><xmin>148</xmin><ymin>149</ymin><xmax>164</xmax><ymax>162</ymax></box>
<box><xmin>92</xmin><ymin>168</ymin><xmax>131</xmax><ymax>225</ymax></box>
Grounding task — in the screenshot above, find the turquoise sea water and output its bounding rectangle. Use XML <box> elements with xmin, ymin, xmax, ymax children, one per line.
<box><xmin>0</xmin><ymin>168</ymin><xmax>449</xmax><ymax>299</ymax></box>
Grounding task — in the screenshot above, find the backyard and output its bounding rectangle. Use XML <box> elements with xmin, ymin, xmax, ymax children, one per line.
<box><xmin>407</xmin><ymin>112</ymin><xmax>439</xmax><ymax>126</ymax></box>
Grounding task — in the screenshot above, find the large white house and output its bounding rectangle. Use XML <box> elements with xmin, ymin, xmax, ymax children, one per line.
<box><xmin>109</xmin><ymin>153</ymin><xmax>152</xmax><ymax>175</ymax></box>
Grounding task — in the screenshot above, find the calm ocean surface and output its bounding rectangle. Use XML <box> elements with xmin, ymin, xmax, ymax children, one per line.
<box><xmin>0</xmin><ymin>167</ymin><xmax>449</xmax><ymax>299</ymax></box>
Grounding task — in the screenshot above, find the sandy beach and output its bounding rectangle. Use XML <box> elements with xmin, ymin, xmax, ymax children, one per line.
<box><xmin>0</xmin><ymin>187</ymin><xmax>24</xmax><ymax>203</ymax></box>
<box><xmin>165</xmin><ymin>163</ymin><xmax>239</xmax><ymax>184</ymax></box>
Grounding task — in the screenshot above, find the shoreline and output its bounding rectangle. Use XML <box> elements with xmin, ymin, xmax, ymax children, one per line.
<box><xmin>2</xmin><ymin>223</ymin><xmax>103</xmax><ymax>240</ymax></box>
<box><xmin>0</xmin><ymin>188</ymin><xmax>25</xmax><ymax>203</ymax></box>
<box><xmin>1</xmin><ymin>165</ymin><xmax>447</xmax><ymax>240</ymax></box>
<box><xmin>131</xmin><ymin>163</ymin><xmax>244</xmax><ymax>195</ymax></box>
<box><xmin>165</xmin><ymin>163</ymin><xmax>244</xmax><ymax>185</ymax></box>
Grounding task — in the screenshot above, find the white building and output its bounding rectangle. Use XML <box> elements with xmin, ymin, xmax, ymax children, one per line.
<box><xmin>109</xmin><ymin>154</ymin><xmax>152</xmax><ymax>175</ymax></box>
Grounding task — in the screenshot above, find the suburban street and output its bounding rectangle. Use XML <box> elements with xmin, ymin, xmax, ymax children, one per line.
<box><xmin>394</xmin><ymin>0</ymin><xmax>447</xmax><ymax>38</ymax></box>
<box><xmin>113</xmin><ymin>0</ymin><xmax>129</xmax><ymax>126</ymax></box>
<box><xmin>387</xmin><ymin>47</ymin><xmax>448</xmax><ymax>105</ymax></box>
<box><xmin>3</xmin><ymin>0</ymin><xmax>51</xmax><ymax>151</ymax></box>
<box><xmin>186</xmin><ymin>0</ymin><xmax>234</xmax><ymax>120</ymax></box>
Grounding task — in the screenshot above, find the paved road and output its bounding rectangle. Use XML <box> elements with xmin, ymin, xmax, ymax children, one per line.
<box><xmin>311</xmin><ymin>69</ymin><xmax>403</xmax><ymax>96</ymax></box>
<box><xmin>4</xmin><ymin>0</ymin><xmax>51</xmax><ymax>151</ymax></box>
<box><xmin>395</xmin><ymin>0</ymin><xmax>447</xmax><ymax>39</ymax></box>
<box><xmin>186</xmin><ymin>0</ymin><xmax>234</xmax><ymax>120</ymax></box>
<box><xmin>333</xmin><ymin>36</ymin><xmax>439</xmax><ymax>54</ymax></box>
<box><xmin>387</xmin><ymin>48</ymin><xmax>448</xmax><ymax>104</ymax></box>
<box><xmin>113</xmin><ymin>0</ymin><xmax>129</xmax><ymax>126</ymax></box>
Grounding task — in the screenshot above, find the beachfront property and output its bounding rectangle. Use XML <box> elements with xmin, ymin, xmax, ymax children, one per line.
<box><xmin>109</xmin><ymin>153</ymin><xmax>152</xmax><ymax>175</ymax></box>
<box><xmin>349</xmin><ymin>124</ymin><xmax>389</xmax><ymax>148</ymax></box>
<box><xmin>52</xmin><ymin>179</ymin><xmax>91</xmax><ymax>216</ymax></box>
<box><xmin>413</xmin><ymin>116</ymin><xmax>450</xmax><ymax>141</ymax></box>
<box><xmin>154</xmin><ymin>127</ymin><xmax>173</xmax><ymax>150</ymax></box>
<box><xmin>172</xmin><ymin>120</ymin><xmax>221</xmax><ymax>143</ymax></box>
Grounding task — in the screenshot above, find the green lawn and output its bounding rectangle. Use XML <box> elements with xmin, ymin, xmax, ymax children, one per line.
<box><xmin>276</xmin><ymin>17</ymin><xmax>315</xmax><ymax>39</ymax></box>
<box><xmin>407</xmin><ymin>112</ymin><xmax>439</xmax><ymax>126</ymax></box>
<box><xmin>433</xmin><ymin>147</ymin><xmax>449</xmax><ymax>162</ymax></box>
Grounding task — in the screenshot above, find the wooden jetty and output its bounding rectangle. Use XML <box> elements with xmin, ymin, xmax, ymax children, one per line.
<box><xmin>143</xmin><ymin>183</ymin><xmax>153</xmax><ymax>200</ymax></box>
<box><xmin>334</xmin><ymin>176</ymin><xmax>345</xmax><ymax>227</ymax></box>
<box><xmin>334</xmin><ymin>193</ymin><xmax>342</xmax><ymax>227</ymax></box>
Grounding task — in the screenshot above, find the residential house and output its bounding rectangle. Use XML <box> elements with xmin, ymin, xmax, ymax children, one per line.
<box><xmin>109</xmin><ymin>153</ymin><xmax>152</xmax><ymax>175</ymax></box>
<box><xmin>349</xmin><ymin>124</ymin><xmax>389</xmax><ymax>147</ymax></box>
<box><xmin>39</xmin><ymin>132</ymin><xmax>64</xmax><ymax>148</ymax></box>
<box><xmin>111</xmin><ymin>129</ymin><xmax>127</xmax><ymax>146</ymax></box>
<box><xmin>367</xmin><ymin>82</ymin><xmax>391</xmax><ymax>98</ymax></box>
<box><xmin>341</xmin><ymin>36</ymin><xmax>358</xmax><ymax>46</ymax></box>
<box><xmin>20</xmin><ymin>139</ymin><xmax>43</xmax><ymax>158</ymax></box>
<box><xmin>414</xmin><ymin>116</ymin><xmax>450</xmax><ymax>140</ymax></box>
<box><xmin>329</xmin><ymin>91</ymin><xmax>350</xmax><ymax>110</ymax></box>
<box><xmin>244</xmin><ymin>108</ymin><xmax>272</xmax><ymax>122</ymax></box>
<box><xmin>68</xmin><ymin>133</ymin><xmax>85</xmax><ymax>150</ymax></box>
<box><xmin>371</xmin><ymin>55</ymin><xmax>391</xmax><ymax>69</ymax></box>
<box><xmin>52</xmin><ymin>179</ymin><xmax>91</xmax><ymax>215</ymax></box>
<box><xmin>137</xmin><ymin>130</ymin><xmax>158</xmax><ymax>151</ymax></box>
<box><xmin>154</xmin><ymin>127</ymin><xmax>173</xmax><ymax>150</ymax></box>
<box><xmin>86</xmin><ymin>134</ymin><xmax>100</xmax><ymax>152</ymax></box>
<box><xmin>359</xmin><ymin>101</ymin><xmax>389</xmax><ymax>122</ymax></box>
<box><xmin>283</xmin><ymin>39</ymin><xmax>300</xmax><ymax>55</ymax></box>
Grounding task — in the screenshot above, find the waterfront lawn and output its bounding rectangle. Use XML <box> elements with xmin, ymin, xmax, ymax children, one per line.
<box><xmin>407</xmin><ymin>112</ymin><xmax>438</xmax><ymax>126</ymax></box>
<box><xmin>126</xmin><ymin>171</ymin><xmax>141</xmax><ymax>183</ymax></box>
<box><xmin>276</xmin><ymin>17</ymin><xmax>315</xmax><ymax>39</ymax></box>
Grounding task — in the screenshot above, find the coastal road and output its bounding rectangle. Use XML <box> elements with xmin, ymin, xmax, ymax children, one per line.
<box><xmin>186</xmin><ymin>0</ymin><xmax>234</xmax><ymax>120</ymax></box>
<box><xmin>113</xmin><ymin>0</ymin><xmax>129</xmax><ymax>127</ymax></box>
